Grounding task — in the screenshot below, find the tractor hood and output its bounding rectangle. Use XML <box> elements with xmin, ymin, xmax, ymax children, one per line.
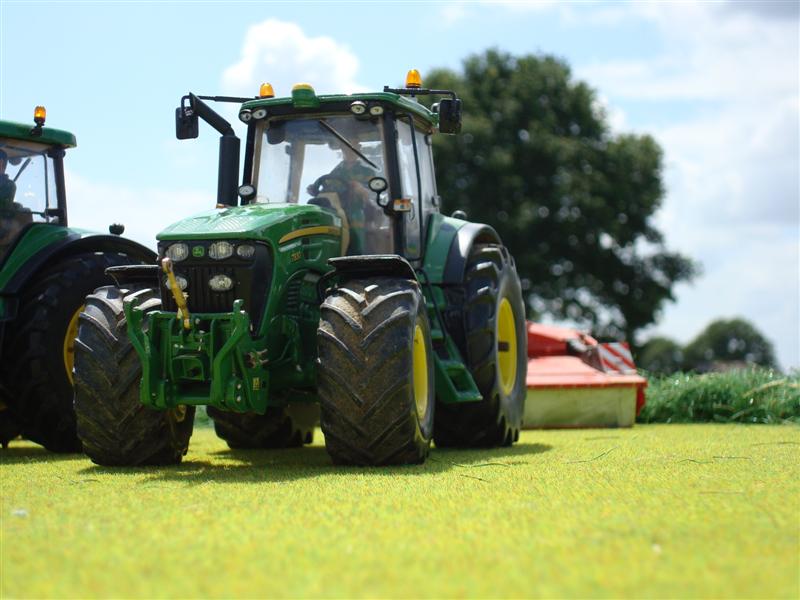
<box><xmin>157</xmin><ymin>203</ymin><xmax>339</xmax><ymax>242</ymax></box>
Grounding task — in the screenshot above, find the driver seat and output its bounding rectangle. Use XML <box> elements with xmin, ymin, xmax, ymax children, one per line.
<box><xmin>308</xmin><ymin>192</ymin><xmax>350</xmax><ymax>255</ymax></box>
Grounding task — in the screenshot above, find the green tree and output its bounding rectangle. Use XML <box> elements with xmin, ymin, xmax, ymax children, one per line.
<box><xmin>638</xmin><ymin>336</ymin><xmax>684</xmax><ymax>375</ymax></box>
<box><xmin>425</xmin><ymin>50</ymin><xmax>697</xmax><ymax>341</ymax></box>
<box><xmin>683</xmin><ymin>318</ymin><xmax>777</xmax><ymax>371</ymax></box>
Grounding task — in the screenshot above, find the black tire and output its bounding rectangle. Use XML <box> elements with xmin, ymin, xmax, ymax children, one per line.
<box><xmin>0</xmin><ymin>409</ymin><xmax>22</xmax><ymax>448</ymax></box>
<box><xmin>1</xmin><ymin>252</ymin><xmax>139</xmax><ymax>452</ymax></box>
<box><xmin>435</xmin><ymin>244</ymin><xmax>527</xmax><ymax>447</ymax></box>
<box><xmin>73</xmin><ymin>286</ymin><xmax>195</xmax><ymax>466</ymax></box>
<box><xmin>207</xmin><ymin>403</ymin><xmax>318</xmax><ymax>449</ymax></box>
<box><xmin>317</xmin><ymin>277</ymin><xmax>434</xmax><ymax>465</ymax></box>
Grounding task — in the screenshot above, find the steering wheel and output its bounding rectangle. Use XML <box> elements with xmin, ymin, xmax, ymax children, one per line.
<box><xmin>307</xmin><ymin>175</ymin><xmax>349</xmax><ymax>197</ymax></box>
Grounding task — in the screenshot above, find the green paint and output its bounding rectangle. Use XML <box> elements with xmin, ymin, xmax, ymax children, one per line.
<box><xmin>130</xmin><ymin>203</ymin><xmax>341</xmax><ymax>412</ymax></box>
<box><xmin>0</xmin><ymin>119</ymin><xmax>76</xmax><ymax>148</ymax></box>
<box><xmin>0</xmin><ymin>224</ymin><xmax>72</xmax><ymax>290</ymax></box>
<box><xmin>191</xmin><ymin>245</ymin><xmax>205</xmax><ymax>258</ymax></box>
<box><xmin>422</xmin><ymin>212</ymin><xmax>467</xmax><ymax>283</ymax></box>
<box><xmin>157</xmin><ymin>203</ymin><xmax>331</xmax><ymax>241</ymax></box>
<box><xmin>290</xmin><ymin>85</ymin><xmax>320</xmax><ymax>109</ymax></box>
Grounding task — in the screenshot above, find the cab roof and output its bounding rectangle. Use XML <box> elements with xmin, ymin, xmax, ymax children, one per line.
<box><xmin>241</xmin><ymin>91</ymin><xmax>437</xmax><ymax>127</ymax></box>
<box><xmin>0</xmin><ymin>119</ymin><xmax>77</xmax><ymax>148</ymax></box>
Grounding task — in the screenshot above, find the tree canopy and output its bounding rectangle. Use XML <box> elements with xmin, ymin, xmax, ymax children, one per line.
<box><xmin>683</xmin><ymin>318</ymin><xmax>777</xmax><ymax>371</ymax></box>
<box><xmin>425</xmin><ymin>50</ymin><xmax>697</xmax><ymax>341</ymax></box>
<box><xmin>638</xmin><ymin>336</ymin><xmax>685</xmax><ymax>375</ymax></box>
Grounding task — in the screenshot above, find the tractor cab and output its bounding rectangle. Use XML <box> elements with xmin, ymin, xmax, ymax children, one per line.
<box><xmin>0</xmin><ymin>107</ymin><xmax>71</xmax><ymax>261</ymax></box>
<box><xmin>172</xmin><ymin>71</ymin><xmax>462</xmax><ymax>262</ymax></box>
<box><xmin>237</xmin><ymin>73</ymin><xmax>461</xmax><ymax>262</ymax></box>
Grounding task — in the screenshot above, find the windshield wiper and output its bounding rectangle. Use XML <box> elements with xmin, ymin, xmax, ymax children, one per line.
<box><xmin>13</xmin><ymin>158</ymin><xmax>32</xmax><ymax>183</ymax></box>
<box><xmin>317</xmin><ymin>120</ymin><xmax>378</xmax><ymax>170</ymax></box>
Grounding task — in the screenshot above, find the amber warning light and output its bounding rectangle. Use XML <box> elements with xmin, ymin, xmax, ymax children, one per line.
<box><xmin>405</xmin><ymin>69</ymin><xmax>422</xmax><ymax>89</ymax></box>
<box><xmin>259</xmin><ymin>83</ymin><xmax>275</xmax><ymax>98</ymax></box>
<box><xmin>33</xmin><ymin>106</ymin><xmax>46</xmax><ymax>126</ymax></box>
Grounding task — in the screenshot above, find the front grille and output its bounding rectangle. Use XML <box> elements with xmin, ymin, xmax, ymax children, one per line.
<box><xmin>158</xmin><ymin>241</ymin><xmax>272</xmax><ymax>329</ymax></box>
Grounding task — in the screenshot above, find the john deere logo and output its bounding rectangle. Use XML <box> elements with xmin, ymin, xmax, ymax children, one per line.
<box><xmin>192</xmin><ymin>246</ymin><xmax>205</xmax><ymax>258</ymax></box>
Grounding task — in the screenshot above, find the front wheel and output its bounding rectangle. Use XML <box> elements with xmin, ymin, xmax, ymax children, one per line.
<box><xmin>317</xmin><ymin>277</ymin><xmax>434</xmax><ymax>465</ymax></box>
<box><xmin>74</xmin><ymin>286</ymin><xmax>195</xmax><ymax>466</ymax></box>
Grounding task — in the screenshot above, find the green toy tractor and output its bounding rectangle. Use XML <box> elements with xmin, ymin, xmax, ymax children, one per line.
<box><xmin>73</xmin><ymin>71</ymin><xmax>528</xmax><ymax>466</ymax></box>
<box><xmin>0</xmin><ymin>107</ymin><xmax>155</xmax><ymax>451</ymax></box>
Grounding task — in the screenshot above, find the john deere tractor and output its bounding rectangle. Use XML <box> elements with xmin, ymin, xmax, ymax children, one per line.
<box><xmin>0</xmin><ymin>107</ymin><xmax>155</xmax><ymax>451</ymax></box>
<box><xmin>73</xmin><ymin>71</ymin><xmax>527</xmax><ymax>466</ymax></box>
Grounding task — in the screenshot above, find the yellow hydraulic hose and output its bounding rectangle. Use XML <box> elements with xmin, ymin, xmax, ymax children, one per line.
<box><xmin>161</xmin><ymin>257</ymin><xmax>191</xmax><ymax>330</ymax></box>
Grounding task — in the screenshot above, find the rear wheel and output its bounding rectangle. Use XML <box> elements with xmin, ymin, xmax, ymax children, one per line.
<box><xmin>74</xmin><ymin>286</ymin><xmax>194</xmax><ymax>466</ymax></box>
<box><xmin>317</xmin><ymin>277</ymin><xmax>434</xmax><ymax>465</ymax></box>
<box><xmin>435</xmin><ymin>244</ymin><xmax>527</xmax><ymax>447</ymax></box>
<box><xmin>1</xmin><ymin>252</ymin><xmax>139</xmax><ymax>452</ymax></box>
<box><xmin>207</xmin><ymin>403</ymin><xmax>318</xmax><ymax>449</ymax></box>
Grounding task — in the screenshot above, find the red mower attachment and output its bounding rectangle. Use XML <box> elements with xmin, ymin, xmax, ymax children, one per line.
<box><xmin>523</xmin><ymin>322</ymin><xmax>647</xmax><ymax>428</ymax></box>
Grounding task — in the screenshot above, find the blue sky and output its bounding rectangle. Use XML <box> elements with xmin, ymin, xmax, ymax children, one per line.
<box><xmin>1</xmin><ymin>1</ymin><xmax>798</xmax><ymax>369</ymax></box>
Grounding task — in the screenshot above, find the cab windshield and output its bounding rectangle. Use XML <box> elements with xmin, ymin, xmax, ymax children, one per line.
<box><xmin>252</xmin><ymin>115</ymin><xmax>393</xmax><ymax>254</ymax></box>
<box><xmin>0</xmin><ymin>138</ymin><xmax>60</xmax><ymax>260</ymax></box>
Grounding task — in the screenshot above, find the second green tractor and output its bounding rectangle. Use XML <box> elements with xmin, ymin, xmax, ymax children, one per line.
<box><xmin>73</xmin><ymin>72</ymin><xmax>528</xmax><ymax>466</ymax></box>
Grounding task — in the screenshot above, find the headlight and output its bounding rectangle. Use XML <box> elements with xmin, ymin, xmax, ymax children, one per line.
<box><xmin>164</xmin><ymin>275</ymin><xmax>188</xmax><ymax>291</ymax></box>
<box><xmin>165</xmin><ymin>243</ymin><xmax>189</xmax><ymax>262</ymax></box>
<box><xmin>209</xmin><ymin>241</ymin><xmax>234</xmax><ymax>260</ymax></box>
<box><xmin>236</xmin><ymin>244</ymin><xmax>255</xmax><ymax>259</ymax></box>
<box><xmin>350</xmin><ymin>101</ymin><xmax>366</xmax><ymax>115</ymax></box>
<box><xmin>209</xmin><ymin>274</ymin><xmax>234</xmax><ymax>292</ymax></box>
<box><xmin>369</xmin><ymin>105</ymin><xmax>384</xmax><ymax>116</ymax></box>
<box><xmin>252</xmin><ymin>108</ymin><xmax>268</xmax><ymax>120</ymax></box>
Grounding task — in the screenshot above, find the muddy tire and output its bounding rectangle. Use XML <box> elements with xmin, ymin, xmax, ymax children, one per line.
<box><xmin>74</xmin><ymin>286</ymin><xmax>194</xmax><ymax>466</ymax></box>
<box><xmin>207</xmin><ymin>403</ymin><xmax>318</xmax><ymax>449</ymax></box>
<box><xmin>317</xmin><ymin>277</ymin><xmax>434</xmax><ymax>465</ymax></box>
<box><xmin>1</xmin><ymin>252</ymin><xmax>137</xmax><ymax>452</ymax></box>
<box><xmin>435</xmin><ymin>244</ymin><xmax>527</xmax><ymax>447</ymax></box>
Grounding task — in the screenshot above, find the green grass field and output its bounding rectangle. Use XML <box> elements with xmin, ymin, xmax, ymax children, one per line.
<box><xmin>2</xmin><ymin>423</ymin><xmax>799</xmax><ymax>599</ymax></box>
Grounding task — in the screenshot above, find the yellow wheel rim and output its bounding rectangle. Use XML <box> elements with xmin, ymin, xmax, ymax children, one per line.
<box><xmin>412</xmin><ymin>323</ymin><xmax>429</xmax><ymax>421</ymax></box>
<box><xmin>63</xmin><ymin>305</ymin><xmax>83</xmax><ymax>385</ymax></box>
<box><xmin>497</xmin><ymin>297</ymin><xmax>518</xmax><ymax>396</ymax></box>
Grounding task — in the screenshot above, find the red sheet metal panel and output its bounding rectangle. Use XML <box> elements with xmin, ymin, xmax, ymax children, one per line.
<box><xmin>523</xmin><ymin>321</ymin><xmax>648</xmax><ymax>428</ymax></box>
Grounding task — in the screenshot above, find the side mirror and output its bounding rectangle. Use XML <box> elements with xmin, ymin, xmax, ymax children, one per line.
<box><xmin>438</xmin><ymin>98</ymin><xmax>462</xmax><ymax>134</ymax></box>
<box><xmin>175</xmin><ymin>105</ymin><xmax>199</xmax><ymax>140</ymax></box>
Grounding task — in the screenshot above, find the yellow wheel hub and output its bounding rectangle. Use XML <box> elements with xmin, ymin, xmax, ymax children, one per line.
<box><xmin>412</xmin><ymin>323</ymin><xmax>429</xmax><ymax>421</ymax></box>
<box><xmin>63</xmin><ymin>305</ymin><xmax>83</xmax><ymax>385</ymax></box>
<box><xmin>497</xmin><ymin>297</ymin><xmax>518</xmax><ymax>396</ymax></box>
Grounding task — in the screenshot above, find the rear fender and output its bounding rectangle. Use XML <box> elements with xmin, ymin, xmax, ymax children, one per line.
<box><xmin>2</xmin><ymin>230</ymin><xmax>155</xmax><ymax>298</ymax></box>
<box><xmin>422</xmin><ymin>213</ymin><xmax>500</xmax><ymax>285</ymax></box>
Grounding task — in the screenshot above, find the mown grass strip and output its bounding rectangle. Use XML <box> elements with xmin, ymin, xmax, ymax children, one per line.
<box><xmin>2</xmin><ymin>424</ymin><xmax>798</xmax><ymax>599</ymax></box>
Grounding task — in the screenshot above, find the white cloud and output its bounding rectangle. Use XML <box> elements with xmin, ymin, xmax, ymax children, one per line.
<box><xmin>222</xmin><ymin>19</ymin><xmax>365</xmax><ymax>97</ymax></box>
<box><xmin>440</xmin><ymin>2</ymin><xmax>471</xmax><ymax>27</ymax></box>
